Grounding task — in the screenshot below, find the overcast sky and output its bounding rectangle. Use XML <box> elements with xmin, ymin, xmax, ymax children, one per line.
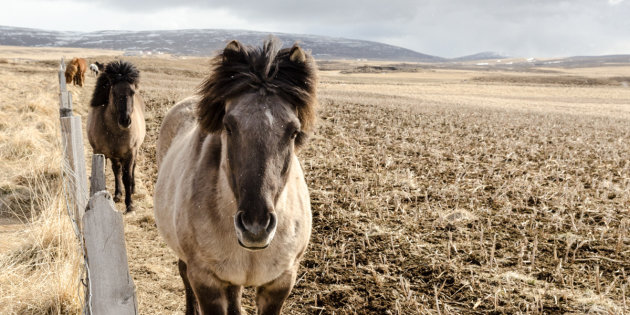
<box><xmin>1</xmin><ymin>0</ymin><xmax>629</xmax><ymax>58</ymax></box>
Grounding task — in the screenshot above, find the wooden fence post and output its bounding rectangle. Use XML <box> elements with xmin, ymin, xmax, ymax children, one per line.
<box><xmin>58</xmin><ymin>58</ymin><xmax>88</xmax><ymax>230</ymax></box>
<box><xmin>82</xmin><ymin>154</ymin><xmax>138</xmax><ymax>315</ymax></box>
<box><xmin>90</xmin><ymin>154</ymin><xmax>106</xmax><ymax>196</ymax></box>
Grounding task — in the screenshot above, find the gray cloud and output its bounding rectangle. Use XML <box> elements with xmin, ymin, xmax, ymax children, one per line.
<box><xmin>93</xmin><ymin>0</ymin><xmax>419</xmax><ymax>21</ymax></box>
<box><xmin>8</xmin><ymin>0</ymin><xmax>630</xmax><ymax>57</ymax></box>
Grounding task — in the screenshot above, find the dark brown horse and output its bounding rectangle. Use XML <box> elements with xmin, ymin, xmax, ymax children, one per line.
<box><xmin>87</xmin><ymin>60</ymin><xmax>146</xmax><ymax>213</ymax></box>
<box><xmin>94</xmin><ymin>61</ymin><xmax>105</xmax><ymax>71</ymax></box>
<box><xmin>65</xmin><ymin>57</ymin><xmax>87</xmax><ymax>87</ymax></box>
<box><xmin>154</xmin><ymin>39</ymin><xmax>318</xmax><ymax>314</ymax></box>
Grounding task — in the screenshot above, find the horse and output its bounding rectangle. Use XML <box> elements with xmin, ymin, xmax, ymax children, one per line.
<box><xmin>95</xmin><ymin>61</ymin><xmax>105</xmax><ymax>71</ymax></box>
<box><xmin>73</xmin><ymin>58</ymin><xmax>87</xmax><ymax>86</ymax></box>
<box><xmin>89</xmin><ymin>63</ymin><xmax>99</xmax><ymax>76</ymax></box>
<box><xmin>154</xmin><ymin>38</ymin><xmax>317</xmax><ymax>315</ymax></box>
<box><xmin>64</xmin><ymin>61</ymin><xmax>77</xmax><ymax>85</ymax></box>
<box><xmin>65</xmin><ymin>57</ymin><xmax>87</xmax><ymax>87</ymax></box>
<box><xmin>74</xmin><ymin>58</ymin><xmax>87</xmax><ymax>86</ymax></box>
<box><xmin>87</xmin><ymin>60</ymin><xmax>146</xmax><ymax>213</ymax></box>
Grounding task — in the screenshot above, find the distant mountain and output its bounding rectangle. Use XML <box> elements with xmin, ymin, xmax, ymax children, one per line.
<box><xmin>0</xmin><ymin>25</ymin><xmax>444</xmax><ymax>62</ymax></box>
<box><xmin>555</xmin><ymin>55</ymin><xmax>630</xmax><ymax>67</ymax></box>
<box><xmin>451</xmin><ymin>51</ymin><xmax>508</xmax><ymax>61</ymax></box>
<box><xmin>511</xmin><ymin>55</ymin><xmax>630</xmax><ymax>68</ymax></box>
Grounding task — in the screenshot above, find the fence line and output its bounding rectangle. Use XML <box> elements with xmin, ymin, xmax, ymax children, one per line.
<box><xmin>83</xmin><ymin>154</ymin><xmax>138</xmax><ymax>315</ymax></box>
<box><xmin>58</xmin><ymin>57</ymin><xmax>91</xmax><ymax>314</ymax></box>
<box><xmin>58</xmin><ymin>58</ymin><xmax>137</xmax><ymax>315</ymax></box>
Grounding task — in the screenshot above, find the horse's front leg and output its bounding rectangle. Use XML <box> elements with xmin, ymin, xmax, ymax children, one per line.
<box><xmin>255</xmin><ymin>266</ymin><xmax>297</xmax><ymax>315</ymax></box>
<box><xmin>130</xmin><ymin>155</ymin><xmax>137</xmax><ymax>194</ymax></box>
<box><xmin>178</xmin><ymin>260</ymin><xmax>197</xmax><ymax>315</ymax></box>
<box><xmin>121</xmin><ymin>155</ymin><xmax>135</xmax><ymax>213</ymax></box>
<box><xmin>187</xmin><ymin>266</ymin><xmax>243</xmax><ymax>315</ymax></box>
<box><xmin>111</xmin><ymin>158</ymin><xmax>123</xmax><ymax>203</ymax></box>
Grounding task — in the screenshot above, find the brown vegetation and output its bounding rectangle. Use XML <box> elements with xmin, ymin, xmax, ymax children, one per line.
<box><xmin>471</xmin><ymin>74</ymin><xmax>629</xmax><ymax>86</ymax></box>
<box><xmin>0</xmin><ymin>57</ymin><xmax>81</xmax><ymax>314</ymax></box>
<box><xmin>1</xmin><ymin>47</ymin><xmax>629</xmax><ymax>314</ymax></box>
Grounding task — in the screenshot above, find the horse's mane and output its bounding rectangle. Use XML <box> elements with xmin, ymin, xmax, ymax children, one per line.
<box><xmin>197</xmin><ymin>37</ymin><xmax>317</xmax><ymax>146</ymax></box>
<box><xmin>90</xmin><ymin>60</ymin><xmax>140</xmax><ymax>107</ymax></box>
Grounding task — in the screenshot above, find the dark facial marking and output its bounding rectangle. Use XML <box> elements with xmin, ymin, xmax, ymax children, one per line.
<box><xmin>113</xmin><ymin>82</ymin><xmax>135</xmax><ymax>128</ymax></box>
<box><xmin>224</xmin><ymin>94</ymin><xmax>300</xmax><ymax>248</ymax></box>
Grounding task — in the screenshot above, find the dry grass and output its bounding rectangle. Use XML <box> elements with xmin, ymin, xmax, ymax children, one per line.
<box><xmin>0</xmin><ymin>45</ymin><xmax>122</xmax><ymax>60</ymax></box>
<box><xmin>0</xmin><ymin>183</ymin><xmax>82</xmax><ymax>314</ymax></box>
<box><xmin>0</xmin><ymin>57</ymin><xmax>82</xmax><ymax>314</ymax></box>
<box><xmin>471</xmin><ymin>74</ymin><xmax>629</xmax><ymax>86</ymax></box>
<box><xmin>0</xmin><ymin>62</ymin><xmax>61</xmax><ymax>218</ymax></box>
<box><xmin>1</xmin><ymin>47</ymin><xmax>629</xmax><ymax>314</ymax></box>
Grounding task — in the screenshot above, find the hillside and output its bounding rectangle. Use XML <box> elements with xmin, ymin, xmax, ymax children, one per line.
<box><xmin>0</xmin><ymin>25</ymin><xmax>443</xmax><ymax>62</ymax></box>
<box><xmin>451</xmin><ymin>51</ymin><xmax>508</xmax><ymax>61</ymax></box>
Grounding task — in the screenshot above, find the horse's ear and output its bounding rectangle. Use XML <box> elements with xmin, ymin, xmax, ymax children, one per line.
<box><xmin>289</xmin><ymin>45</ymin><xmax>306</xmax><ymax>64</ymax></box>
<box><xmin>223</xmin><ymin>40</ymin><xmax>244</xmax><ymax>63</ymax></box>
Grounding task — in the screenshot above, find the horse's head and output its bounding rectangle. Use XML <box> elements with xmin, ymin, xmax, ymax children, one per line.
<box><xmin>103</xmin><ymin>61</ymin><xmax>140</xmax><ymax>129</ymax></box>
<box><xmin>198</xmin><ymin>39</ymin><xmax>317</xmax><ymax>250</ymax></box>
<box><xmin>65</xmin><ymin>64</ymin><xmax>77</xmax><ymax>84</ymax></box>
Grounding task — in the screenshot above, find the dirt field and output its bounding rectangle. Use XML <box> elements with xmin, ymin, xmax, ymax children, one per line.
<box><xmin>1</xmin><ymin>48</ymin><xmax>629</xmax><ymax>314</ymax></box>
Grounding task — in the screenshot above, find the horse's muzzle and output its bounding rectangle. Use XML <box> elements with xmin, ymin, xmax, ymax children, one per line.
<box><xmin>118</xmin><ymin>117</ymin><xmax>132</xmax><ymax>129</ymax></box>
<box><xmin>234</xmin><ymin>211</ymin><xmax>277</xmax><ymax>251</ymax></box>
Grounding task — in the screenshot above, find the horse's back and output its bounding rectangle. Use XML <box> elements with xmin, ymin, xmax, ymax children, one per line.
<box><xmin>76</xmin><ymin>58</ymin><xmax>87</xmax><ymax>71</ymax></box>
<box><xmin>157</xmin><ymin>96</ymin><xmax>198</xmax><ymax>167</ymax></box>
<box><xmin>154</xmin><ymin>96</ymin><xmax>203</xmax><ymax>258</ymax></box>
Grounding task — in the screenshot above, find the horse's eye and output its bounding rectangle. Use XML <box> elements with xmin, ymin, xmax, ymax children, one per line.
<box><xmin>225</xmin><ymin>125</ymin><xmax>232</xmax><ymax>135</ymax></box>
<box><xmin>290</xmin><ymin>130</ymin><xmax>299</xmax><ymax>139</ymax></box>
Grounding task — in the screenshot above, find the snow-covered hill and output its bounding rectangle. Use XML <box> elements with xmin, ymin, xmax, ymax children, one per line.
<box><xmin>0</xmin><ymin>26</ymin><xmax>444</xmax><ymax>62</ymax></box>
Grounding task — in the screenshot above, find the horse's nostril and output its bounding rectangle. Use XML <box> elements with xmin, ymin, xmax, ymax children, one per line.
<box><xmin>234</xmin><ymin>211</ymin><xmax>246</xmax><ymax>231</ymax></box>
<box><xmin>119</xmin><ymin>117</ymin><xmax>131</xmax><ymax>127</ymax></box>
<box><xmin>266</xmin><ymin>212</ymin><xmax>277</xmax><ymax>233</ymax></box>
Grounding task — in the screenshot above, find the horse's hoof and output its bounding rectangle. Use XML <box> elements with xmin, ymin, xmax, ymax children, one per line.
<box><xmin>113</xmin><ymin>195</ymin><xmax>122</xmax><ymax>203</ymax></box>
<box><xmin>124</xmin><ymin>205</ymin><xmax>136</xmax><ymax>214</ymax></box>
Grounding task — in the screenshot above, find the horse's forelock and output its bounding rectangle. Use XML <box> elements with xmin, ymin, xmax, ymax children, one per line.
<box><xmin>197</xmin><ymin>38</ymin><xmax>317</xmax><ymax>140</ymax></box>
<box><xmin>89</xmin><ymin>61</ymin><xmax>140</xmax><ymax>108</ymax></box>
<box><xmin>105</xmin><ymin>61</ymin><xmax>140</xmax><ymax>86</ymax></box>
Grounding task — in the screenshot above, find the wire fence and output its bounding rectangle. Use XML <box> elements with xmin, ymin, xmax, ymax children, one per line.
<box><xmin>60</xmin><ymin>157</ymin><xmax>92</xmax><ymax>315</ymax></box>
<box><xmin>57</xmin><ymin>57</ymin><xmax>92</xmax><ymax>315</ymax></box>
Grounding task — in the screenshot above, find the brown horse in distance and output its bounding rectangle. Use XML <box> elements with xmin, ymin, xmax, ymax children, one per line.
<box><xmin>154</xmin><ymin>39</ymin><xmax>318</xmax><ymax>314</ymax></box>
<box><xmin>64</xmin><ymin>57</ymin><xmax>87</xmax><ymax>87</ymax></box>
<box><xmin>87</xmin><ymin>60</ymin><xmax>146</xmax><ymax>213</ymax></box>
<box><xmin>64</xmin><ymin>62</ymin><xmax>77</xmax><ymax>85</ymax></box>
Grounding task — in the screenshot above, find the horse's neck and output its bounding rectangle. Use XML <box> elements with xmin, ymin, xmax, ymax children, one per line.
<box><xmin>188</xmin><ymin>132</ymin><xmax>237</xmax><ymax>223</ymax></box>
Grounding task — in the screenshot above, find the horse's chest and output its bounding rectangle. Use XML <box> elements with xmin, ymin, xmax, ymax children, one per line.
<box><xmin>93</xmin><ymin>132</ymin><xmax>134</xmax><ymax>157</ymax></box>
<box><xmin>211</xmin><ymin>247</ymin><xmax>293</xmax><ymax>287</ymax></box>
<box><xmin>187</xmin><ymin>225</ymin><xmax>297</xmax><ymax>287</ymax></box>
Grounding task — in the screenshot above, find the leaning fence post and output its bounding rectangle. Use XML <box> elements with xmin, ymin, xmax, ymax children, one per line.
<box><xmin>59</xmin><ymin>58</ymin><xmax>88</xmax><ymax>230</ymax></box>
<box><xmin>90</xmin><ymin>154</ymin><xmax>106</xmax><ymax>196</ymax></box>
<box><xmin>82</xmin><ymin>154</ymin><xmax>138</xmax><ymax>315</ymax></box>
